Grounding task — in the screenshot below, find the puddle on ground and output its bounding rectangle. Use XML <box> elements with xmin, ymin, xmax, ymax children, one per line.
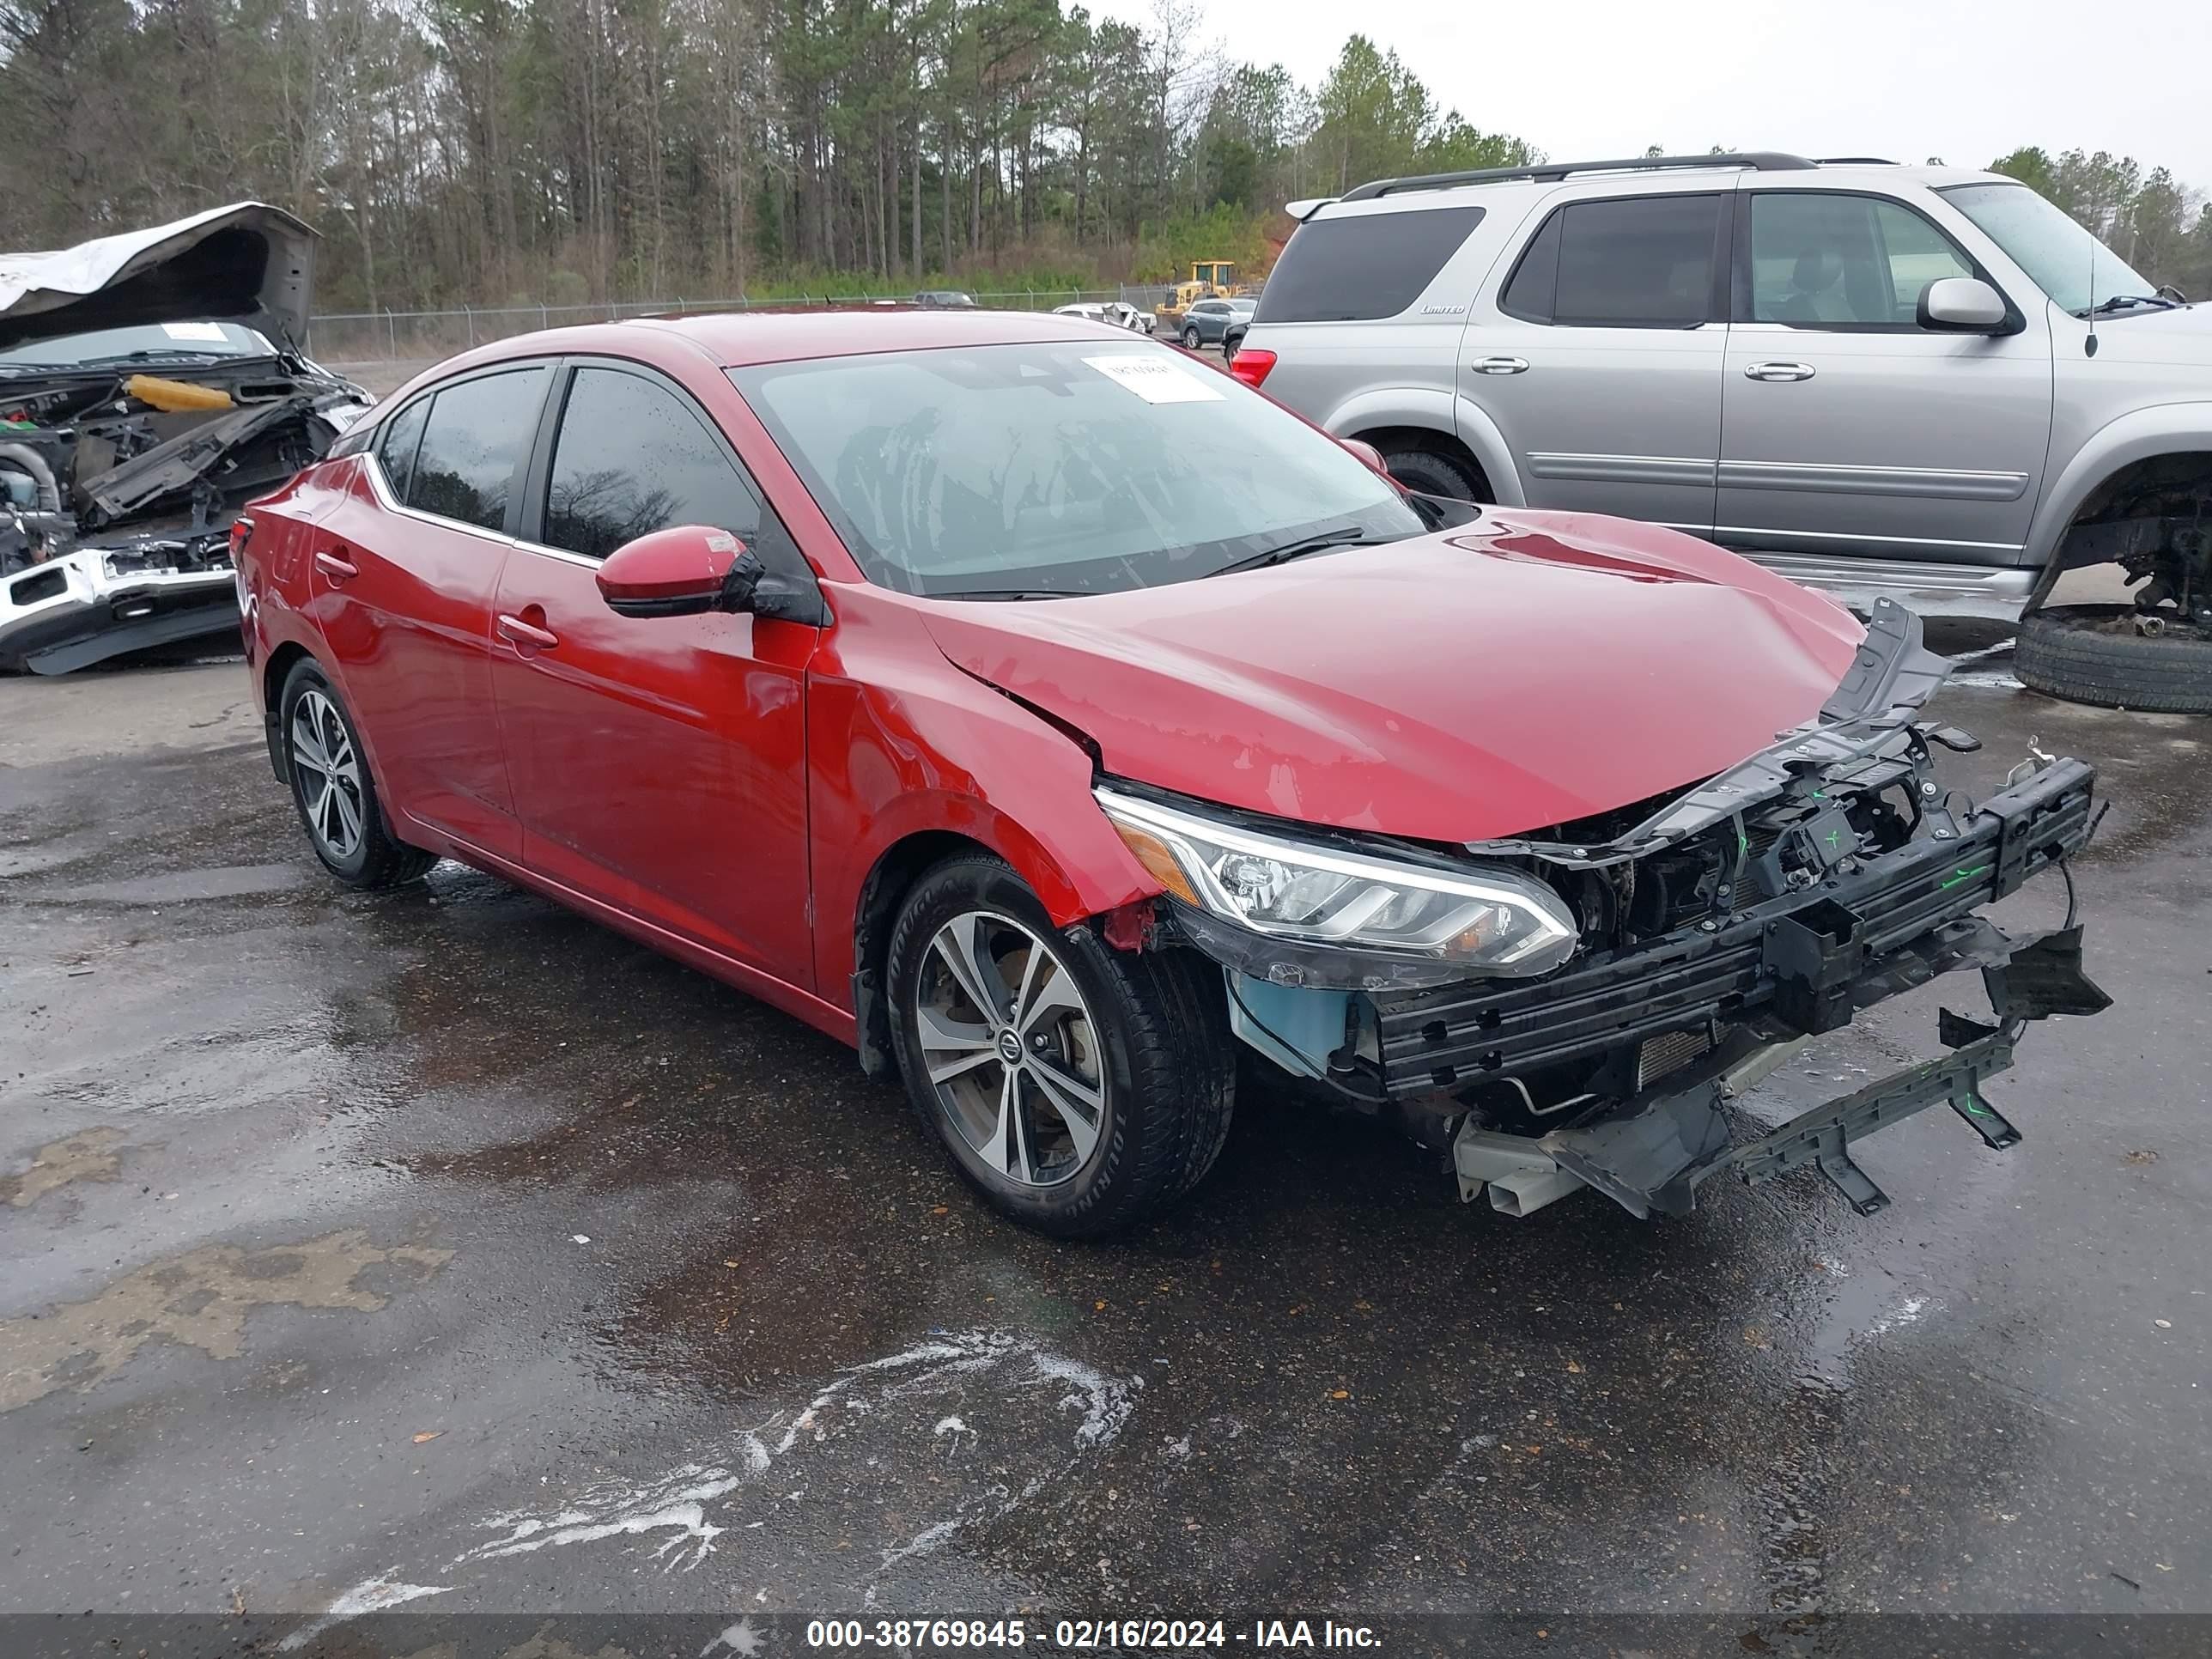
<box><xmin>43</xmin><ymin>864</ymin><xmax>309</xmax><ymax>904</ymax></box>
<box><xmin>0</xmin><ymin>1228</ymin><xmax>453</xmax><ymax>1412</ymax></box>
<box><xmin>3</xmin><ymin>1126</ymin><xmax>126</xmax><ymax>1207</ymax></box>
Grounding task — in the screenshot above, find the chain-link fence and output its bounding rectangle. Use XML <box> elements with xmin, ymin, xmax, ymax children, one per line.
<box><xmin>307</xmin><ymin>286</ymin><xmax>1178</xmax><ymax>363</ymax></box>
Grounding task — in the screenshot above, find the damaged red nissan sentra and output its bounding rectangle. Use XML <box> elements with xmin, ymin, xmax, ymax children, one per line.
<box><xmin>237</xmin><ymin>310</ymin><xmax>2108</xmax><ymax>1235</ymax></box>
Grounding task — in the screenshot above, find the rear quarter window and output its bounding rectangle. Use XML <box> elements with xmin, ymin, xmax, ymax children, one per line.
<box><xmin>1254</xmin><ymin>204</ymin><xmax>1486</xmax><ymax>323</ymax></box>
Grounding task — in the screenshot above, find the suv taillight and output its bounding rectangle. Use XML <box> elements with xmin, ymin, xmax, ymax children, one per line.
<box><xmin>1230</xmin><ymin>348</ymin><xmax>1275</xmax><ymax>389</ymax></box>
<box><xmin>228</xmin><ymin>515</ymin><xmax>255</xmax><ymax>562</ymax></box>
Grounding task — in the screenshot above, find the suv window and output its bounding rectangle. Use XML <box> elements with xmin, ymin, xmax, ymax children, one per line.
<box><xmin>375</xmin><ymin>398</ymin><xmax>428</xmax><ymax>501</ymax></box>
<box><xmin>543</xmin><ymin>367</ymin><xmax>767</xmax><ymax>561</ymax></box>
<box><xmin>1500</xmin><ymin>194</ymin><xmax>1723</xmax><ymax>328</ymax></box>
<box><xmin>1749</xmin><ymin>192</ymin><xmax>1975</xmax><ymax>327</ymax></box>
<box><xmin>409</xmin><ymin>367</ymin><xmax>549</xmax><ymax>532</ymax></box>
<box><xmin>1256</xmin><ymin>204</ymin><xmax>1485</xmax><ymax>324</ymax></box>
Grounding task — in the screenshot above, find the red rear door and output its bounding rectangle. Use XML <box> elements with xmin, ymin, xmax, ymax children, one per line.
<box><xmin>309</xmin><ymin>364</ymin><xmax>553</xmax><ymax>861</ymax></box>
<box><xmin>486</xmin><ymin>360</ymin><xmax>818</xmax><ymax>986</ymax></box>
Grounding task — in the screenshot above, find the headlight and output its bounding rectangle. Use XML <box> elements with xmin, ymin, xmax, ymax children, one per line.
<box><xmin>1094</xmin><ymin>785</ymin><xmax>1577</xmax><ymax>984</ymax></box>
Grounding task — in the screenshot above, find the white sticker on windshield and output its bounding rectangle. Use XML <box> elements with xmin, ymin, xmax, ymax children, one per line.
<box><xmin>161</xmin><ymin>322</ymin><xmax>229</xmax><ymax>342</ymax></box>
<box><xmin>1084</xmin><ymin>354</ymin><xmax>1224</xmax><ymax>404</ymax></box>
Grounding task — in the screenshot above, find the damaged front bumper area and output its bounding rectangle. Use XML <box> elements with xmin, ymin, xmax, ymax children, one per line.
<box><xmin>1399</xmin><ymin>754</ymin><xmax>2107</xmax><ymax>1218</ymax></box>
<box><xmin>1141</xmin><ymin>599</ymin><xmax>2110</xmax><ymax>1222</ymax></box>
<box><xmin>0</xmin><ymin>544</ymin><xmax>240</xmax><ymax>674</ymax></box>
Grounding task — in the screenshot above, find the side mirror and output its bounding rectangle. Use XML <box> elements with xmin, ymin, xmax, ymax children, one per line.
<box><xmin>596</xmin><ymin>524</ymin><xmax>761</xmax><ymax>618</ymax></box>
<box><xmin>1918</xmin><ymin>276</ymin><xmax>2009</xmax><ymax>333</ymax></box>
<box><xmin>1339</xmin><ymin>437</ymin><xmax>1395</xmax><ymax>481</ymax></box>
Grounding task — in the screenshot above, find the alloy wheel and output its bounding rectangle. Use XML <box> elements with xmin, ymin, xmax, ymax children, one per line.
<box><xmin>290</xmin><ymin>688</ymin><xmax>365</xmax><ymax>861</ymax></box>
<box><xmin>913</xmin><ymin>910</ymin><xmax>1106</xmax><ymax>1188</ymax></box>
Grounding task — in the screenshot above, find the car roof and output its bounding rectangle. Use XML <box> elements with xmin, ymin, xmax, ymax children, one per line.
<box><xmin>433</xmin><ymin>308</ymin><xmax>1137</xmax><ymax>379</ymax></box>
<box><xmin>1306</xmin><ymin>159</ymin><xmax>2014</xmax><ymax>222</ymax></box>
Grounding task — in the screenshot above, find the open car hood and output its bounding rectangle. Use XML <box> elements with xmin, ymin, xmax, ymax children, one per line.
<box><xmin>0</xmin><ymin>202</ymin><xmax>317</xmax><ymax>353</ymax></box>
<box><xmin>921</xmin><ymin>511</ymin><xmax>1868</xmax><ymax>843</ymax></box>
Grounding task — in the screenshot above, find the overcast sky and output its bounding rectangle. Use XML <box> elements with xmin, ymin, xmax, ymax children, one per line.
<box><xmin>1095</xmin><ymin>0</ymin><xmax>2212</xmax><ymax>191</ymax></box>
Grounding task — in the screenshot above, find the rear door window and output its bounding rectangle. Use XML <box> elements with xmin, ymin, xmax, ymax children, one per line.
<box><xmin>540</xmin><ymin>367</ymin><xmax>769</xmax><ymax>561</ymax></box>
<box><xmin>374</xmin><ymin>398</ymin><xmax>428</xmax><ymax>501</ymax></box>
<box><xmin>1499</xmin><ymin>194</ymin><xmax>1724</xmax><ymax>327</ymax></box>
<box><xmin>1255</xmin><ymin>204</ymin><xmax>1486</xmax><ymax>323</ymax></box>
<box><xmin>407</xmin><ymin>367</ymin><xmax>550</xmax><ymax>533</ymax></box>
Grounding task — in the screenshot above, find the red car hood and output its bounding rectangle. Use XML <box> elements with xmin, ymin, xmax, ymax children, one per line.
<box><xmin>919</xmin><ymin>510</ymin><xmax>1865</xmax><ymax>842</ymax></box>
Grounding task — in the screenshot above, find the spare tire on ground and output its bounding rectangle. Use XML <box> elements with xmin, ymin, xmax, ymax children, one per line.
<box><xmin>2014</xmin><ymin>604</ymin><xmax>2212</xmax><ymax>714</ymax></box>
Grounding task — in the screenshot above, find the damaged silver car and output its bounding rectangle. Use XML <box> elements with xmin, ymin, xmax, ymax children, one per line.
<box><xmin>0</xmin><ymin>203</ymin><xmax>370</xmax><ymax>674</ymax></box>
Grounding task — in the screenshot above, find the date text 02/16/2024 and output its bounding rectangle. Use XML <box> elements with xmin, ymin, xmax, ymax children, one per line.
<box><xmin>804</xmin><ymin>1620</ymin><xmax>1383</xmax><ymax>1650</ymax></box>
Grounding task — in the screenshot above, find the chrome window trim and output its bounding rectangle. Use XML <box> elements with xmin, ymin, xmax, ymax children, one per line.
<box><xmin>505</xmin><ymin>537</ymin><xmax>600</xmax><ymax>571</ymax></box>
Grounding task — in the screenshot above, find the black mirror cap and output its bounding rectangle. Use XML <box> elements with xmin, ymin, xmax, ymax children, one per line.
<box><xmin>716</xmin><ymin>546</ymin><xmax>766</xmax><ymax>612</ymax></box>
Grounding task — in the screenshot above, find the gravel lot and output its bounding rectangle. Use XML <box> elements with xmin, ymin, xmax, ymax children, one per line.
<box><xmin>2</xmin><ymin>623</ymin><xmax>2206</xmax><ymax>1652</ymax></box>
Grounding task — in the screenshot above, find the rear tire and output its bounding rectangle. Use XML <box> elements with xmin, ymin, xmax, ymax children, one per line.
<box><xmin>278</xmin><ymin>659</ymin><xmax>438</xmax><ymax>889</ymax></box>
<box><xmin>1182</xmin><ymin>325</ymin><xmax>1201</xmax><ymax>350</ymax></box>
<box><xmin>2014</xmin><ymin>604</ymin><xmax>2212</xmax><ymax>714</ymax></box>
<box><xmin>884</xmin><ymin>854</ymin><xmax>1234</xmax><ymax>1237</ymax></box>
<box><xmin>1376</xmin><ymin>442</ymin><xmax>1489</xmax><ymax>503</ymax></box>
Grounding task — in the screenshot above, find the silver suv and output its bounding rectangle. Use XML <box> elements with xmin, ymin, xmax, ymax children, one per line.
<box><xmin>1236</xmin><ymin>152</ymin><xmax>2212</xmax><ymax>712</ymax></box>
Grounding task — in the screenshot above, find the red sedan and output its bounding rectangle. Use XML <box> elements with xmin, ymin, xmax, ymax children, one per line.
<box><xmin>239</xmin><ymin>310</ymin><xmax>2101</xmax><ymax>1235</ymax></box>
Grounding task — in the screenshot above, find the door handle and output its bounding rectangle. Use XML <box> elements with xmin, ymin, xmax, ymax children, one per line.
<box><xmin>496</xmin><ymin>612</ymin><xmax>560</xmax><ymax>653</ymax></box>
<box><xmin>1743</xmin><ymin>362</ymin><xmax>1817</xmax><ymax>382</ymax></box>
<box><xmin>1471</xmin><ymin>356</ymin><xmax>1529</xmax><ymax>375</ymax></box>
<box><xmin>313</xmin><ymin>549</ymin><xmax>359</xmax><ymax>580</ymax></box>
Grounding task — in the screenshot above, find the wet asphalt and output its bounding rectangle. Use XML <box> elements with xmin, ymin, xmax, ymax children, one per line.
<box><xmin>2</xmin><ymin>622</ymin><xmax>2208</xmax><ymax>1647</ymax></box>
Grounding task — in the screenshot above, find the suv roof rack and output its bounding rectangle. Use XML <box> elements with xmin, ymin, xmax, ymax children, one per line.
<box><xmin>1814</xmin><ymin>155</ymin><xmax>1899</xmax><ymax>165</ymax></box>
<box><xmin>1336</xmin><ymin>150</ymin><xmax>1819</xmax><ymax>204</ymax></box>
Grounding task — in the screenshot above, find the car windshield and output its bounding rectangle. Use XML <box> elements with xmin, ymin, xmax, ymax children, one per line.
<box><xmin>1940</xmin><ymin>183</ymin><xmax>2156</xmax><ymax>315</ymax></box>
<box><xmin>0</xmin><ymin>319</ymin><xmax>273</xmax><ymax>368</ymax></box>
<box><xmin>731</xmin><ymin>339</ymin><xmax>1423</xmax><ymax>598</ymax></box>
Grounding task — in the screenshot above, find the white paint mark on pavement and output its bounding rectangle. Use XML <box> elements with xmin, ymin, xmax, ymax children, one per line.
<box><xmin>278</xmin><ymin>1573</ymin><xmax>449</xmax><ymax>1650</ymax></box>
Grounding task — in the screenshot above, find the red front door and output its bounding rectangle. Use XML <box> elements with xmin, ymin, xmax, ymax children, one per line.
<box><xmin>485</xmin><ymin>362</ymin><xmax>818</xmax><ymax>985</ymax></box>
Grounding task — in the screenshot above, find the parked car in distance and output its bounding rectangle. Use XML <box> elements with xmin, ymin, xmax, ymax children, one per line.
<box><xmin>240</xmin><ymin>310</ymin><xmax>2104</xmax><ymax>1237</ymax></box>
<box><xmin>914</xmin><ymin>290</ymin><xmax>979</xmax><ymax>309</ymax></box>
<box><xmin>1237</xmin><ymin>151</ymin><xmax>2212</xmax><ymax>711</ymax></box>
<box><xmin>1176</xmin><ymin>296</ymin><xmax>1256</xmax><ymax>350</ymax></box>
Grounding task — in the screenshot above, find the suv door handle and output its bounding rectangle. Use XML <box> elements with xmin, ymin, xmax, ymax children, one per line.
<box><xmin>313</xmin><ymin>549</ymin><xmax>359</xmax><ymax>580</ymax></box>
<box><xmin>1744</xmin><ymin>362</ymin><xmax>1817</xmax><ymax>382</ymax></box>
<box><xmin>1471</xmin><ymin>356</ymin><xmax>1529</xmax><ymax>375</ymax></box>
<box><xmin>496</xmin><ymin>612</ymin><xmax>560</xmax><ymax>653</ymax></box>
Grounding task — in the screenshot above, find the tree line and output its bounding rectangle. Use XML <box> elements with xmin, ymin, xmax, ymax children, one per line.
<box><xmin>0</xmin><ymin>0</ymin><xmax>2206</xmax><ymax>315</ymax></box>
<box><xmin>0</xmin><ymin>0</ymin><xmax>1527</xmax><ymax>313</ymax></box>
<box><xmin>1989</xmin><ymin>147</ymin><xmax>2212</xmax><ymax>299</ymax></box>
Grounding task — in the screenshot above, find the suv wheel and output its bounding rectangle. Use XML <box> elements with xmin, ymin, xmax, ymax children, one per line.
<box><xmin>279</xmin><ymin>659</ymin><xmax>437</xmax><ymax>889</ymax></box>
<box><xmin>2014</xmin><ymin>604</ymin><xmax>2212</xmax><ymax>714</ymax></box>
<box><xmin>884</xmin><ymin>854</ymin><xmax>1234</xmax><ymax>1237</ymax></box>
<box><xmin>1182</xmin><ymin>325</ymin><xmax>1201</xmax><ymax>350</ymax></box>
<box><xmin>1378</xmin><ymin>443</ymin><xmax>1488</xmax><ymax>503</ymax></box>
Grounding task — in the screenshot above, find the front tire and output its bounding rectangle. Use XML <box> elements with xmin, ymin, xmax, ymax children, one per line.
<box><xmin>1377</xmin><ymin>442</ymin><xmax>1489</xmax><ymax>502</ymax></box>
<box><xmin>1182</xmin><ymin>325</ymin><xmax>1201</xmax><ymax>350</ymax></box>
<box><xmin>884</xmin><ymin>854</ymin><xmax>1234</xmax><ymax>1237</ymax></box>
<box><xmin>278</xmin><ymin>659</ymin><xmax>437</xmax><ymax>889</ymax></box>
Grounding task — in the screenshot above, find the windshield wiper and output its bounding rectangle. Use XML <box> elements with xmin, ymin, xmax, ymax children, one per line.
<box><xmin>928</xmin><ymin>586</ymin><xmax>1091</xmax><ymax>601</ymax></box>
<box><xmin>2076</xmin><ymin>293</ymin><xmax>2181</xmax><ymax>317</ymax></box>
<box><xmin>1206</xmin><ymin>525</ymin><xmax>1385</xmax><ymax>578</ymax></box>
